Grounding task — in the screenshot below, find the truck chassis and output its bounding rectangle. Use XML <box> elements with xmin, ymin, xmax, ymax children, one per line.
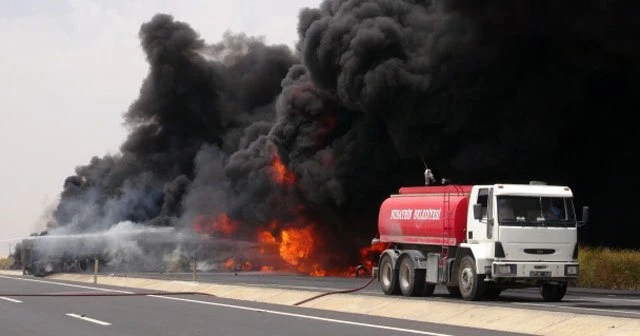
<box><xmin>375</xmin><ymin>242</ymin><xmax>576</xmax><ymax>301</ymax></box>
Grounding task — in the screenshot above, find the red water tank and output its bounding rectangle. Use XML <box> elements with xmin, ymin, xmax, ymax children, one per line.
<box><xmin>378</xmin><ymin>185</ymin><xmax>472</xmax><ymax>246</ymax></box>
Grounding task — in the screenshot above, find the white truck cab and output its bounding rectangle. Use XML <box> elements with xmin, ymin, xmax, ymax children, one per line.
<box><xmin>460</xmin><ymin>182</ymin><xmax>589</xmax><ymax>301</ymax></box>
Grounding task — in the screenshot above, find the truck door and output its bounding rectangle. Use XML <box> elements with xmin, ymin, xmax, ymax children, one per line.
<box><xmin>467</xmin><ymin>187</ymin><xmax>494</xmax><ymax>242</ymax></box>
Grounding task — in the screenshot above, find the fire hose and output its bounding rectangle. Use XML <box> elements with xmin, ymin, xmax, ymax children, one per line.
<box><xmin>0</xmin><ymin>279</ymin><xmax>375</xmax><ymax>305</ymax></box>
<box><xmin>293</xmin><ymin>270</ymin><xmax>376</xmax><ymax>306</ymax></box>
<box><xmin>1</xmin><ymin>267</ymin><xmax>376</xmax><ymax>305</ymax></box>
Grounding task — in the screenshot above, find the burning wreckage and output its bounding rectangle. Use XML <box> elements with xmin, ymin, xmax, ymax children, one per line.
<box><xmin>19</xmin><ymin>217</ymin><xmax>383</xmax><ymax>277</ymax></box>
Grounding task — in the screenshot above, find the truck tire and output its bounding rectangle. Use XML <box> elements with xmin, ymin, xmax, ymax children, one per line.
<box><xmin>398</xmin><ymin>256</ymin><xmax>426</xmax><ymax>297</ymax></box>
<box><xmin>379</xmin><ymin>254</ymin><xmax>400</xmax><ymax>295</ymax></box>
<box><xmin>457</xmin><ymin>255</ymin><xmax>485</xmax><ymax>301</ymax></box>
<box><xmin>540</xmin><ymin>282</ymin><xmax>567</xmax><ymax>302</ymax></box>
<box><xmin>446</xmin><ymin>286</ymin><xmax>461</xmax><ymax>298</ymax></box>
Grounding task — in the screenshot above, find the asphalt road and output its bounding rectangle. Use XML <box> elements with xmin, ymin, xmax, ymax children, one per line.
<box><xmin>115</xmin><ymin>271</ymin><xmax>640</xmax><ymax>319</ymax></box>
<box><xmin>0</xmin><ymin>275</ymin><xmax>530</xmax><ymax>336</ymax></box>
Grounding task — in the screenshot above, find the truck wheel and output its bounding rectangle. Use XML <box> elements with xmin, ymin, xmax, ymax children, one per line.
<box><xmin>398</xmin><ymin>256</ymin><xmax>426</xmax><ymax>297</ymax></box>
<box><xmin>457</xmin><ymin>255</ymin><xmax>485</xmax><ymax>301</ymax></box>
<box><xmin>379</xmin><ymin>254</ymin><xmax>400</xmax><ymax>295</ymax></box>
<box><xmin>446</xmin><ymin>286</ymin><xmax>461</xmax><ymax>298</ymax></box>
<box><xmin>540</xmin><ymin>282</ymin><xmax>567</xmax><ymax>302</ymax></box>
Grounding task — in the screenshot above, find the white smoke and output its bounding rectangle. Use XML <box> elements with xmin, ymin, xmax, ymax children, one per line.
<box><xmin>27</xmin><ymin>221</ymin><xmax>190</xmax><ymax>272</ymax></box>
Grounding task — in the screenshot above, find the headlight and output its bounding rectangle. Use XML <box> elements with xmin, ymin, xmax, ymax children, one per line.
<box><xmin>494</xmin><ymin>264</ymin><xmax>517</xmax><ymax>275</ymax></box>
<box><xmin>565</xmin><ymin>265</ymin><xmax>579</xmax><ymax>275</ymax></box>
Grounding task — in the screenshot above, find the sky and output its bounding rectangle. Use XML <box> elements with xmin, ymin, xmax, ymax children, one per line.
<box><xmin>0</xmin><ymin>0</ymin><xmax>322</xmax><ymax>255</ymax></box>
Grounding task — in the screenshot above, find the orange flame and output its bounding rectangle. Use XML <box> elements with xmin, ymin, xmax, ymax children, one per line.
<box><xmin>209</xmin><ymin>215</ymin><xmax>386</xmax><ymax>277</ymax></box>
<box><xmin>257</xmin><ymin>230</ymin><xmax>277</xmax><ymax>254</ymax></box>
<box><xmin>310</xmin><ymin>269</ymin><xmax>326</xmax><ymax>277</ymax></box>
<box><xmin>256</xmin><ymin>224</ymin><xmax>321</xmax><ymax>274</ymax></box>
<box><xmin>272</xmin><ymin>152</ymin><xmax>296</xmax><ymax>184</ymax></box>
<box><xmin>241</xmin><ymin>261</ymin><xmax>252</xmax><ymax>271</ymax></box>
<box><xmin>224</xmin><ymin>258</ymin><xmax>235</xmax><ymax>269</ymax></box>
<box><xmin>250</xmin><ymin>220</ymin><xmax>387</xmax><ymax>277</ymax></box>
<box><xmin>279</xmin><ymin>227</ymin><xmax>314</xmax><ymax>266</ymax></box>
<box><xmin>223</xmin><ymin>258</ymin><xmax>252</xmax><ymax>271</ymax></box>
<box><xmin>193</xmin><ymin>213</ymin><xmax>237</xmax><ymax>237</ymax></box>
<box><xmin>357</xmin><ymin>241</ymin><xmax>388</xmax><ymax>275</ymax></box>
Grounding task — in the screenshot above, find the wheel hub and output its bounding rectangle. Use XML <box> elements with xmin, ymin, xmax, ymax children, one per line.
<box><xmin>381</xmin><ymin>263</ymin><xmax>392</xmax><ymax>287</ymax></box>
<box><xmin>400</xmin><ymin>264</ymin><xmax>410</xmax><ymax>289</ymax></box>
<box><xmin>460</xmin><ymin>267</ymin><xmax>474</xmax><ymax>292</ymax></box>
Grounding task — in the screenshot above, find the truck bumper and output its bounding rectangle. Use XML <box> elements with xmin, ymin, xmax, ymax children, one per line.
<box><xmin>489</xmin><ymin>261</ymin><xmax>579</xmax><ymax>282</ymax></box>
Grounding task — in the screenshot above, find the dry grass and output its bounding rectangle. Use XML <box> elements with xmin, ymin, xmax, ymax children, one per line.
<box><xmin>578</xmin><ymin>246</ymin><xmax>640</xmax><ymax>290</ymax></box>
<box><xmin>0</xmin><ymin>256</ymin><xmax>15</xmax><ymax>270</ymax></box>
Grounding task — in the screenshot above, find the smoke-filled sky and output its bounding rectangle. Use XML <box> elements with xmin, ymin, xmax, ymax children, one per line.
<box><xmin>0</xmin><ymin>0</ymin><xmax>322</xmax><ymax>251</ymax></box>
<box><xmin>2</xmin><ymin>0</ymin><xmax>639</xmax><ymax>261</ymax></box>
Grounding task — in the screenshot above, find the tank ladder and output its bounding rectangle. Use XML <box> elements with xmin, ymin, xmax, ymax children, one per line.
<box><xmin>440</xmin><ymin>185</ymin><xmax>466</xmax><ymax>282</ymax></box>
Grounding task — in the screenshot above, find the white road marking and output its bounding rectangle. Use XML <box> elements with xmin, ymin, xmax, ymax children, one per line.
<box><xmin>2</xmin><ymin>275</ymin><xmax>453</xmax><ymax>335</ymax></box>
<box><xmin>147</xmin><ymin>295</ymin><xmax>454</xmax><ymax>336</ymax></box>
<box><xmin>513</xmin><ymin>302</ymin><xmax>640</xmax><ymax>316</ymax></box>
<box><xmin>66</xmin><ymin>313</ymin><xmax>111</xmax><ymax>326</ymax></box>
<box><xmin>5</xmin><ymin>274</ymin><xmax>639</xmax><ymax>333</ymax></box>
<box><xmin>0</xmin><ymin>296</ymin><xmax>22</xmax><ymax>303</ymax></box>
<box><xmin>0</xmin><ymin>275</ymin><xmax>132</xmax><ymax>294</ymax></box>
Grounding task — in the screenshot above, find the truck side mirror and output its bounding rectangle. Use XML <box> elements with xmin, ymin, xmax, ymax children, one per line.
<box><xmin>579</xmin><ymin>206</ymin><xmax>589</xmax><ymax>227</ymax></box>
<box><xmin>473</xmin><ymin>203</ymin><xmax>483</xmax><ymax>220</ymax></box>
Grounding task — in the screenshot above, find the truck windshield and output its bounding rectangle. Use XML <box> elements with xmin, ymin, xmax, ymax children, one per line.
<box><xmin>496</xmin><ymin>195</ymin><xmax>576</xmax><ymax>227</ymax></box>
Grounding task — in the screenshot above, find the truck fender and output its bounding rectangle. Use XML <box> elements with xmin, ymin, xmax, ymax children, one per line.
<box><xmin>376</xmin><ymin>249</ymin><xmax>401</xmax><ymax>280</ymax></box>
<box><xmin>379</xmin><ymin>249</ymin><xmax>401</xmax><ymax>267</ymax></box>
<box><xmin>457</xmin><ymin>243</ymin><xmax>494</xmax><ymax>275</ymax></box>
<box><xmin>397</xmin><ymin>250</ymin><xmax>428</xmax><ymax>269</ymax></box>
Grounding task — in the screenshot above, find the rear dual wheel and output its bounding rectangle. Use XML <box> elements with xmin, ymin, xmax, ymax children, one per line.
<box><xmin>379</xmin><ymin>254</ymin><xmax>400</xmax><ymax>295</ymax></box>
<box><xmin>398</xmin><ymin>256</ymin><xmax>434</xmax><ymax>297</ymax></box>
<box><xmin>380</xmin><ymin>254</ymin><xmax>435</xmax><ymax>297</ymax></box>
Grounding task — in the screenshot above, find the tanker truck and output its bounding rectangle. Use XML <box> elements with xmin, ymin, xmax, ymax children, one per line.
<box><xmin>373</xmin><ymin>169</ymin><xmax>588</xmax><ymax>302</ymax></box>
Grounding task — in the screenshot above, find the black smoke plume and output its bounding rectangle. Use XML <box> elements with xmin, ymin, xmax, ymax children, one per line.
<box><xmin>38</xmin><ymin>0</ymin><xmax>639</xmax><ymax>272</ymax></box>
